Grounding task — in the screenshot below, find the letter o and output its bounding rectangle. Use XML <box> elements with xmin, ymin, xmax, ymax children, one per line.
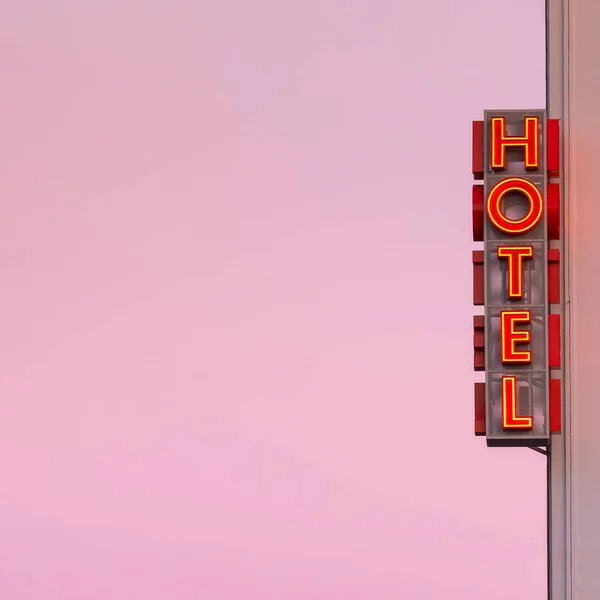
<box><xmin>486</xmin><ymin>177</ymin><xmax>544</xmax><ymax>235</ymax></box>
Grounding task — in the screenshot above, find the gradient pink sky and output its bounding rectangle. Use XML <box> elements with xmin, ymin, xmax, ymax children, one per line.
<box><xmin>0</xmin><ymin>1</ymin><xmax>547</xmax><ymax>598</ymax></box>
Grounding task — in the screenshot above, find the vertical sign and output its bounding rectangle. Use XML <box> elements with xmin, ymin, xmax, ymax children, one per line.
<box><xmin>483</xmin><ymin>110</ymin><xmax>549</xmax><ymax>447</ymax></box>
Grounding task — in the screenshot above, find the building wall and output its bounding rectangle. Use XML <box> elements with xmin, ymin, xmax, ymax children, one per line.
<box><xmin>548</xmin><ymin>0</ymin><xmax>600</xmax><ymax>597</ymax></box>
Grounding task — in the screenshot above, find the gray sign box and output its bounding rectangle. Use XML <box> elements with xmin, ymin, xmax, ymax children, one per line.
<box><xmin>483</xmin><ymin>109</ymin><xmax>549</xmax><ymax>447</ymax></box>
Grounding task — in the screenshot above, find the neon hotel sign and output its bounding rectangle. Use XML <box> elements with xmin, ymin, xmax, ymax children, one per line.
<box><xmin>471</xmin><ymin>110</ymin><xmax>561</xmax><ymax>447</ymax></box>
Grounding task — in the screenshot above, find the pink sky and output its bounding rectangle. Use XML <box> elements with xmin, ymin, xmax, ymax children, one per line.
<box><xmin>0</xmin><ymin>1</ymin><xmax>547</xmax><ymax>598</ymax></box>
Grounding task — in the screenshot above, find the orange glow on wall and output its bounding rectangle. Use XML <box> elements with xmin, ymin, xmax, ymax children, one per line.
<box><xmin>500</xmin><ymin>310</ymin><xmax>532</xmax><ymax>363</ymax></box>
<box><xmin>501</xmin><ymin>376</ymin><xmax>534</xmax><ymax>430</ymax></box>
<box><xmin>490</xmin><ymin>116</ymin><xmax>539</xmax><ymax>170</ymax></box>
<box><xmin>496</xmin><ymin>246</ymin><xmax>533</xmax><ymax>298</ymax></box>
<box><xmin>486</xmin><ymin>177</ymin><xmax>544</xmax><ymax>235</ymax></box>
